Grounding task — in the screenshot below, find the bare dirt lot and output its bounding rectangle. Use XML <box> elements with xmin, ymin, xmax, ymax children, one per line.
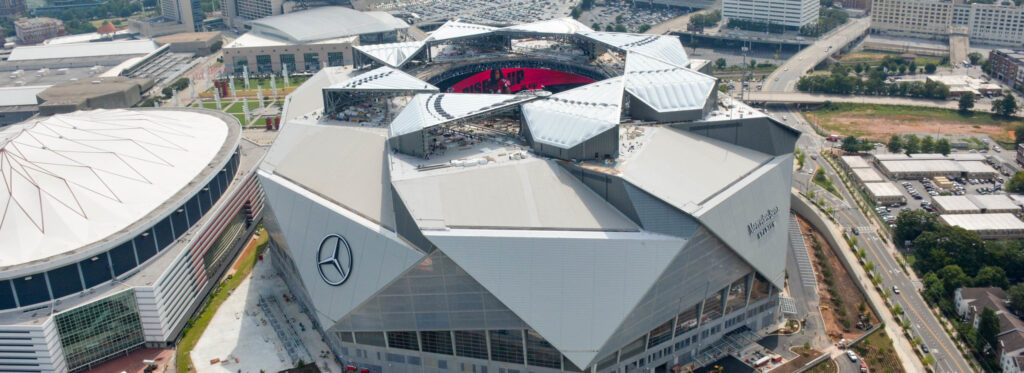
<box><xmin>796</xmin><ymin>216</ymin><xmax>877</xmax><ymax>342</ymax></box>
<box><xmin>804</xmin><ymin>103</ymin><xmax>1021</xmax><ymax>144</ymax></box>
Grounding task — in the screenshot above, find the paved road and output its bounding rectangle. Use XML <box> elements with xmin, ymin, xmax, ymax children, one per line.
<box><xmin>762</xmin><ymin>17</ymin><xmax>871</xmax><ymax>93</ymax></box>
<box><xmin>746</xmin><ymin>91</ymin><xmax>994</xmax><ymax>112</ymax></box>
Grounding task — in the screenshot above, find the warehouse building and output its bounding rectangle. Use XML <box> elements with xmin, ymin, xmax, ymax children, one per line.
<box><xmin>877</xmin><ymin>157</ymin><xmax>998</xmax><ymax>179</ymax></box>
<box><xmin>258</xmin><ymin>19</ymin><xmax>798</xmax><ymax>373</ymax></box>
<box><xmin>0</xmin><ymin>109</ymin><xmax>266</xmax><ymax>373</ymax></box>
<box><xmin>852</xmin><ymin>167</ymin><xmax>885</xmax><ymax>183</ymax></box>
<box><xmin>940</xmin><ymin>213</ymin><xmax>1024</xmax><ymax>240</ymax></box>
<box><xmin>864</xmin><ymin>182</ymin><xmax>906</xmax><ymax>204</ymax></box>
<box><xmin>841</xmin><ymin>155</ymin><xmax>872</xmax><ymax>171</ymax></box>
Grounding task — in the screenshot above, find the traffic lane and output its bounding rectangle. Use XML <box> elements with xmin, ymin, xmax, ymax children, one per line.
<box><xmin>837</xmin><ymin>355</ymin><xmax>861</xmax><ymax>373</ymax></box>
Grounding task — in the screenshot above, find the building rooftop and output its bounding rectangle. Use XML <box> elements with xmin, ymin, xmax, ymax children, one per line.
<box><xmin>864</xmin><ymin>182</ymin><xmax>904</xmax><ymax>197</ymax></box>
<box><xmin>250</xmin><ymin>6</ymin><xmax>408</xmax><ymax>44</ymax></box>
<box><xmin>36</xmin><ymin>76</ymin><xmax>153</xmax><ymax>109</ymax></box>
<box><xmin>841</xmin><ymin>155</ymin><xmax>871</xmax><ymax>169</ymax></box>
<box><xmin>153</xmin><ymin>31</ymin><xmax>220</xmax><ymax>44</ymax></box>
<box><xmin>940</xmin><ymin>213</ymin><xmax>1024</xmax><ymax>232</ymax></box>
<box><xmin>0</xmin><ymin>109</ymin><xmax>233</xmax><ymax>269</ymax></box>
<box><xmin>852</xmin><ymin>167</ymin><xmax>885</xmax><ymax>182</ymax></box>
<box><xmin>0</xmin><ymin>85</ymin><xmax>46</xmax><ymax>107</ymax></box>
<box><xmin>7</xmin><ymin>39</ymin><xmax>158</xmax><ymax>62</ymax></box>
<box><xmin>933</xmin><ymin>195</ymin><xmax>982</xmax><ymax>213</ymax></box>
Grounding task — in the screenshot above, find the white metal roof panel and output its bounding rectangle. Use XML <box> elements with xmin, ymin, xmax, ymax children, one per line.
<box><xmin>522</xmin><ymin>77</ymin><xmax>624</xmax><ymax>148</ymax></box>
<box><xmin>863</xmin><ymin>182</ymin><xmax>903</xmax><ymax>197</ymax></box>
<box><xmin>8</xmin><ymin>39</ymin><xmax>158</xmax><ymax>61</ymax></box>
<box><xmin>271</xmin><ymin>122</ymin><xmax>395</xmax><ymax>229</ymax></box>
<box><xmin>392</xmin><ymin>159</ymin><xmax>639</xmax><ymax>231</ymax></box>
<box><xmin>619</xmin><ymin>126</ymin><xmax>772</xmax><ymax>213</ymax></box>
<box><xmin>251</xmin><ymin>6</ymin><xmax>408</xmax><ymax>43</ymax></box>
<box><xmin>880</xmin><ymin>159</ymin><xmax>963</xmax><ymax>173</ymax></box>
<box><xmin>426</xmin><ymin>228</ymin><xmax>685</xmax><ymax>368</ymax></box>
<box><xmin>941</xmin><ymin>213</ymin><xmax>1024</xmax><ymax>231</ymax></box>
<box><xmin>0</xmin><ymin>109</ymin><xmax>230</xmax><ymax>267</ymax></box>
<box><xmin>958</xmin><ymin>160</ymin><xmax>997</xmax><ymax>174</ymax></box>
<box><xmin>0</xmin><ymin>86</ymin><xmax>47</xmax><ymax>107</ymax></box>
<box><xmin>582</xmin><ymin>32</ymin><xmax>689</xmax><ymax>66</ymax></box>
<box><xmin>501</xmin><ymin>17</ymin><xmax>593</xmax><ymax>34</ymax></box>
<box><xmin>623</xmin><ymin>52</ymin><xmax>714</xmax><ymax>112</ymax></box>
<box><xmin>841</xmin><ymin>155</ymin><xmax>872</xmax><ymax>168</ymax></box>
<box><xmin>427</xmin><ymin>20</ymin><xmax>497</xmax><ymax>42</ymax></box>
<box><xmin>353</xmin><ymin>41</ymin><xmax>426</xmax><ymax>67</ymax></box>
<box><xmin>967</xmin><ymin>195</ymin><xmax>1021</xmax><ymax>212</ymax></box>
<box><xmin>932</xmin><ymin>196</ymin><xmax>981</xmax><ymax>213</ymax></box>
<box><xmin>389</xmin><ymin>93</ymin><xmax>532</xmax><ymax>137</ymax></box>
<box><xmin>852</xmin><ymin>167</ymin><xmax>885</xmax><ymax>182</ymax></box>
<box><xmin>328</xmin><ymin>66</ymin><xmax>438</xmax><ymax>91</ymax></box>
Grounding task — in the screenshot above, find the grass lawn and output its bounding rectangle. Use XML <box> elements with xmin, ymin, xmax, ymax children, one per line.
<box><xmin>805</xmin><ymin>103</ymin><xmax>1022</xmax><ymax>143</ymax></box>
<box><xmin>232</xmin><ymin>75</ymin><xmax>311</xmax><ymax>90</ymax></box>
<box><xmin>224</xmin><ymin>101</ymin><xmax>244</xmax><ymax>113</ymax></box>
<box><xmin>175</xmin><ymin>229</ymin><xmax>268</xmax><ymax>373</ymax></box>
<box><xmin>232</xmin><ymin>113</ymin><xmax>248</xmax><ymax>126</ymax></box>
<box><xmin>852</xmin><ymin>330</ymin><xmax>906</xmax><ymax>373</ymax></box>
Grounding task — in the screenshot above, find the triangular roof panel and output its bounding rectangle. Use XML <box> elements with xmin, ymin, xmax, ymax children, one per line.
<box><xmin>353</xmin><ymin>41</ymin><xmax>426</xmax><ymax>67</ymax></box>
<box><xmin>427</xmin><ymin>20</ymin><xmax>497</xmax><ymax>42</ymax></box>
<box><xmin>328</xmin><ymin>66</ymin><xmax>438</xmax><ymax>92</ymax></box>
<box><xmin>582</xmin><ymin>32</ymin><xmax>689</xmax><ymax>67</ymax></box>
<box><xmin>426</xmin><ymin>229</ymin><xmax>686</xmax><ymax>368</ymax></box>
<box><xmin>389</xmin><ymin>93</ymin><xmax>534</xmax><ymax>137</ymax></box>
<box><xmin>624</xmin><ymin>52</ymin><xmax>716</xmax><ymax>112</ymax></box>
<box><xmin>522</xmin><ymin>77</ymin><xmax>624</xmax><ymax>148</ymax></box>
<box><xmin>501</xmin><ymin>17</ymin><xmax>593</xmax><ymax>34</ymax></box>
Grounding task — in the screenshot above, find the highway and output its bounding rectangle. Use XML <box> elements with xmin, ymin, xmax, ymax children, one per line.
<box><xmin>755</xmin><ymin>15</ymin><xmax>975</xmax><ymax>372</ymax></box>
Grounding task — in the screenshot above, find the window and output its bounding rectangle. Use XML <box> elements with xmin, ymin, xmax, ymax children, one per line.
<box><xmin>420</xmin><ymin>331</ymin><xmax>453</xmax><ymax>355</ymax></box>
<box><xmin>303</xmin><ymin>53</ymin><xmax>320</xmax><ymax>71</ymax></box>
<box><xmin>328</xmin><ymin>52</ymin><xmax>344</xmax><ymax>66</ymax></box>
<box><xmin>279</xmin><ymin>54</ymin><xmax>296</xmax><ymax>73</ymax></box>
<box><xmin>702</xmin><ymin>289</ymin><xmax>724</xmax><ymax>323</ymax></box>
<box><xmin>354</xmin><ymin>332</ymin><xmax>386</xmax><ymax>347</ymax></box>
<box><xmin>54</xmin><ymin>290</ymin><xmax>144</xmax><ymax>371</ymax></box>
<box><xmin>387</xmin><ymin>331</ymin><xmax>419</xmax><ymax>351</ymax></box>
<box><xmin>489</xmin><ymin>330</ymin><xmax>524</xmax><ymax>364</ymax></box>
<box><xmin>256</xmin><ymin>54</ymin><xmax>272</xmax><ymax>73</ymax></box>
<box><xmin>647</xmin><ymin>320</ymin><xmax>673</xmax><ymax>348</ymax></box>
<box><xmin>749</xmin><ymin>273</ymin><xmax>772</xmax><ymax>304</ymax></box>
<box><xmin>619</xmin><ymin>336</ymin><xmax>646</xmax><ymax>361</ymax></box>
<box><xmin>233</xmin><ymin>56</ymin><xmax>248</xmax><ymax>74</ymax></box>
<box><xmin>525</xmin><ymin>330</ymin><xmax>561</xmax><ymax>369</ymax></box>
<box><xmin>724</xmin><ymin>276</ymin><xmax>748</xmax><ymax>314</ymax></box>
<box><xmin>454</xmin><ymin>330</ymin><xmax>488</xmax><ymax>360</ymax></box>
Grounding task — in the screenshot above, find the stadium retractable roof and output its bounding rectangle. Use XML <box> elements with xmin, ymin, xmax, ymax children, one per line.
<box><xmin>500</xmin><ymin>17</ymin><xmax>593</xmax><ymax>35</ymax></box>
<box><xmin>522</xmin><ymin>77</ymin><xmax>624</xmax><ymax>148</ymax></box>
<box><xmin>353</xmin><ymin>41</ymin><xmax>426</xmax><ymax>68</ymax></box>
<box><xmin>624</xmin><ymin>52</ymin><xmax>716</xmax><ymax>112</ymax></box>
<box><xmin>426</xmin><ymin>20</ymin><xmax>498</xmax><ymax>42</ymax></box>
<box><xmin>581</xmin><ymin>31</ymin><xmax>690</xmax><ymax>67</ymax></box>
<box><xmin>328</xmin><ymin>66</ymin><xmax>438</xmax><ymax>92</ymax></box>
<box><xmin>389</xmin><ymin>93</ymin><xmax>536</xmax><ymax>137</ymax></box>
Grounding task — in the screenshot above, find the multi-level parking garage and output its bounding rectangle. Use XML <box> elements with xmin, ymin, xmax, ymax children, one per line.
<box><xmin>261</xmin><ymin>18</ymin><xmax>800</xmax><ymax>373</ymax></box>
<box><xmin>0</xmin><ymin>108</ymin><xmax>266</xmax><ymax>373</ymax></box>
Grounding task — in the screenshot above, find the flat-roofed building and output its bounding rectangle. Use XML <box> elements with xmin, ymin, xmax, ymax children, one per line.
<box><xmin>864</xmin><ymin>182</ymin><xmax>906</xmax><ymax>204</ymax></box>
<box><xmin>933</xmin><ymin>195</ymin><xmax>982</xmax><ymax>214</ymax></box>
<box><xmin>841</xmin><ymin>155</ymin><xmax>871</xmax><ymax>170</ymax></box>
<box><xmin>14</xmin><ymin>17</ymin><xmax>65</xmax><ymax>45</ymax></box>
<box><xmin>940</xmin><ymin>213</ymin><xmax>1024</xmax><ymax>239</ymax></box>
<box><xmin>968</xmin><ymin>195</ymin><xmax>1022</xmax><ymax>214</ymax></box>
<box><xmin>852</xmin><ymin>167</ymin><xmax>885</xmax><ymax>183</ymax></box>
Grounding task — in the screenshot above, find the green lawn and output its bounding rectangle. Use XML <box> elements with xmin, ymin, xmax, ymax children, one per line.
<box><xmin>175</xmin><ymin>229</ymin><xmax>267</xmax><ymax>373</ymax></box>
<box><xmin>231</xmin><ymin>75</ymin><xmax>311</xmax><ymax>90</ymax></box>
<box><xmin>231</xmin><ymin>113</ymin><xmax>247</xmax><ymax>126</ymax></box>
<box><xmin>224</xmin><ymin>101</ymin><xmax>244</xmax><ymax>113</ymax></box>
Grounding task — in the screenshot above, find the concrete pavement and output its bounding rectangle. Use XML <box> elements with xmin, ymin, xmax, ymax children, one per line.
<box><xmin>763</xmin><ymin>17</ymin><xmax>872</xmax><ymax>93</ymax></box>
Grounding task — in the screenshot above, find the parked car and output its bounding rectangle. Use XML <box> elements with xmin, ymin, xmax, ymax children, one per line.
<box><xmin>847</xmin><ymin>351</ymin><xmax>858</xmax><ymax>362</ymax></box>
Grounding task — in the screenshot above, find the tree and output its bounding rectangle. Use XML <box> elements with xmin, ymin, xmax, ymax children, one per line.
<box><xmin>994</xmin><ymin>94</ymin><xmax>1019</xmax><ymax>118</ymax></box>
<box><xmin>1015</xmin><ymin>125</ymin><xmax>1024</xmax><ymax>145</ymax></box>
<box><xmin>638</xmin><ymin>23</ymin><xmax>653</xmax><ymax>33</ymax></box>
<box><xmin>750</xmin><ymin>59</ymin><xmax>757</xmax><ymax>69</ymax></box>
<box><xmin>937</xmin><ymin>265</ymin><xmax>971</xmax><ymax>294</ymax></box>
<box><xmin>592</xmin><ymin>22</ymin><xmax>601</xmax><ymax>29</ymax></box>
<box><xmin>925</xmin><ymin>63</ymin><xmax>937</xmax><ymax>74</ymax></box>
<box><xmin>1006</xmin><ymin>171</ymin><xmax>1024</xmax><ymax>193</ymax></box>
<box><xmin>974</xmin><ymin>266</ymin><xmax>1009</xmax><ymax>288</ymax></box>
<box><xmin>715</xmin><ymin>58</ymin><xmax>727</xmax><ymax>69</ymax></box>
<box><xmin>841</xmin><ymin>135</ymin><xmax>861</xmax><ymax>153</ymax></box>
<box><xmin>1008</xmin><ymin>283</ymin><xmax>1024</xmax><ymax>315</ymax></box>
<box><xmin>894</xmin><ymin>210</ymin><xmax>938</xmax><ymax>247</ymax></box>
<box><xmin>936</xmin><ymin>138</ymin><xmax>952</xmax><ymax>156</ymax></box>
<box><xmin>888</xmin><ymin>134</ymin><xmax>903</xmax><ymax>153</ymax></box>
<box><xmin>921</xmin><ymin>135</ymin><xmax>935</xmax><ymax>153</ymax></box>
<box><xmin>613</xmin><ymin>24</ymin><xmax>627</xmax><ymax>32</ymax></box>
<box><xmin>922</xmin><ymin>272</ymin><xmax>946</xmax><ymax>302</ymax></box>
<box><xmin>968</xmin><ymin>51</ymin><xmax>984</xmax><ymax>65</ymax></box>
<box><xmin>903</xmin><ymin>134</ymin><xmax>920</xmax><ymax>154</ymax></box>
<box><xmin>854</xmin><ymin>63</ymin><xmax>864</xmax><ymax>74</ymax></box>
<box><xmin>959</xmin><ymin>93</ymin><xmax>975</xmax><ymax>114</ymax></box>
<box><xmin>979</xmin><ymin>307</ymin><xmax>1001</xmax><ymax>349</ymax></box>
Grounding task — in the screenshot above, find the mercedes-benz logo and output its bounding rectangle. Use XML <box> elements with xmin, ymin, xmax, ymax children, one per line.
<box><xmin>317</xmin><ymin>234</ymin><xmax>353</xmax><ymax>286</ymax></box>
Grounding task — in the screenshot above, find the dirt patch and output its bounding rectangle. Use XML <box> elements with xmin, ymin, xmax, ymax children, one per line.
<box><xmin>805</xmin><ymin>111</ymin><xmax>1009</xmax><ymax>141</ymax></box>
<box><xmin>796</xmin><ymin>216</ymin><xmax>877</xmax><ymax>342</ymax></box>
<box><xmin>771</xmin><ymin>347</ymin><xmax>826</xmax><ymax>373</ymax></box>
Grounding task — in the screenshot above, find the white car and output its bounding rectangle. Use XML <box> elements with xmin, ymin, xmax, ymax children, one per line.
<box><xmin>847</xmin><ymin>351</ymin><xmax>858</xmax><ymax>362</ymax></box>
<box><xmin>893</xmin><ymin>285</ymin><xmax>900</xmax><ymax>294</ymax></box>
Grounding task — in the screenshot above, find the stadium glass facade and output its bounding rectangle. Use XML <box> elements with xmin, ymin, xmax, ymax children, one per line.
<box><xmin>54</xmin><ymin>290</ymin><xmax>145</xmax><ymax>371</ymax></box>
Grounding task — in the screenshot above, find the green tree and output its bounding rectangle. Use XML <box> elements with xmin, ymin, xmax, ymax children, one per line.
<box><xmin>959</xmin><ymin>93</ymin><xmax>975</xmax><ymax>114</ymax></box>
<box><xmin>887</xmin><ymin>134</ymin><xmax>903</xmax><ymax>153</ymax></box>
<box><xmin>854</xmin><ymin>63</ymin><xmax>864</xmax><ymax>74</ymax></box>
<box><xmin>921</xmin><ymin>135</ymin><xmax>935</xmax><ymax>153</ymax></box>
<box><xmin>968</xmin><ymin>51</ymin><xmax>983</xmax><ymax>65</ymax></box>
<box><xmin>914</xmin><ymin>226</ymin><xmax>985</xmax><ymax>275</ymax></box>
<box><xmin>750</xmin><ymin>59</ymin><xmax>757</xmax><ymax>69</ymax></box>
<box><xmin>894</xmin><ymin>210</ymin><xmax>938</xmax><ymax>247</ymax></box>
<box><xmin>637</xmin><ymin>24</ymin><xmax>651</xmax><ymax>32</ymax></box>
<box><xmin>614</xmin><ymin>24</ymin><xmax>627</xmax><ymax>32</ymax></box>
<box><xmin>841</xmin><ymin>135</ymin><xmax>861</xmax><ymax>153</ymax></box>
<box><xmin>1006</xmin><ymin>171</ymin><xmax>1024</xmax><ymax>193</ymax></box>
<box><xmin>979</xmin><ymin>307</ymin><xmax>1001</xmax><ymax>349</ymax></box>
<box><xmin>937</xmin><ymin>264</ymin><xmax>971</xmax><ymax>294</ymax></box>
<box><xmin>925</xmin><ymin>63</ymin><xmax>937</xmax><ymax>74</ymax></box>
<box><xmin>935</xmin><ymin>138</ymin><xmax>952</xmax><ymax>156</ymax></box>
<box><xmin>1015</xmin><ymin>125</ymin><xmax>1024</xmax><ymax>145</ymax></box>
<box><xmin>1008</xmin><ymin>283</ymin><xmax>1024</xmax><ymax>315</ymax></box>
<box><xmin>994</xmin><ymin>94</ymin><xmax>1019</xmax><ymax>118</ymax></box>
<box><xmin>715</xmin><ymin>58</ymin><xmax>727</xmax><ymax>69</ymax></box>
<box><xmin>592</xmin><ymin>22</ymin><xmax>601</xmax><ymax>29</ymax></box>
<box><xmin>974</xmin><ymin>266</ymin><xmax>1009</xmax><ymax>288</ymax></box>
<box><xmin>922</xmin><ymin>272</ymin><xmax>945</xmax><ymax>302</ymax></box>
<box><xmin>903</xmin><ymin>134</ymin><xmax>920</xmax><ymax>154</ymax></box>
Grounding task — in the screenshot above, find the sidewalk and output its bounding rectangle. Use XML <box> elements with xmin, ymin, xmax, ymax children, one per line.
<box><xmin>791</xmin><ymin>190</ymin><xmax>926</xmax><ymax>372</ymax></box>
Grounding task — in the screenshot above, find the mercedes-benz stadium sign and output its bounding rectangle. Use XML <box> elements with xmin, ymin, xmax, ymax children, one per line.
<box><xmin>317</xmin><ymin>234</ymin><xmax>353</xmax><ymax>286</ymax></box>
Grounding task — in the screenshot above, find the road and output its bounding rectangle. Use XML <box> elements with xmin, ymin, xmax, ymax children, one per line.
<box><xmin>763</xmin><ymin>17</ymin><xmax>871</xmax><ymax>93</ymax></box>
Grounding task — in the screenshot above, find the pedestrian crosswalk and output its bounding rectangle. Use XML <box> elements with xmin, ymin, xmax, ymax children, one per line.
<box><xmin>789</xmin><ymin>214</ymin><xmax>818</xmax><ymax>294</ymax></box>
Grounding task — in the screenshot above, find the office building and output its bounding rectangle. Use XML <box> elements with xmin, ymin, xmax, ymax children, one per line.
<box><xmin>14</xmin><ymin>17</ymin><xmax>65</xmax><ymax>45</ymax></box>
<box><xmin>722</xmin><ymin>0</ymin><xmax>820</xmax><ymax>29</ymax></box>
<box><xmin>871</xmin><ymin>0</ymin><xmax>1024</xmax><ymax>47</ymax></box>
<box><xmin>129</xmin><ymin>0</ymin><xmax>203</xmax><ymax>37</ymax></box>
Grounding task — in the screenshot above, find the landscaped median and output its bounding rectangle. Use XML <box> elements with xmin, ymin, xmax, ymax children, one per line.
<box><xmin>175</xmin><ymin>228</ymin><xmax>269</xmax><ymax>373</ymax></box>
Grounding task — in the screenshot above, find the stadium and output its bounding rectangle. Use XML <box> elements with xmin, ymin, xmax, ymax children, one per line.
<box><xmin>0</xmin><ymin>108</ymin><xmax>266</xmax><ymax>373</ymax></box>
<box><xmin>261</xmin><ymin>18</ymin><xmax>800</xmax><ymax>373</ymax></box>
